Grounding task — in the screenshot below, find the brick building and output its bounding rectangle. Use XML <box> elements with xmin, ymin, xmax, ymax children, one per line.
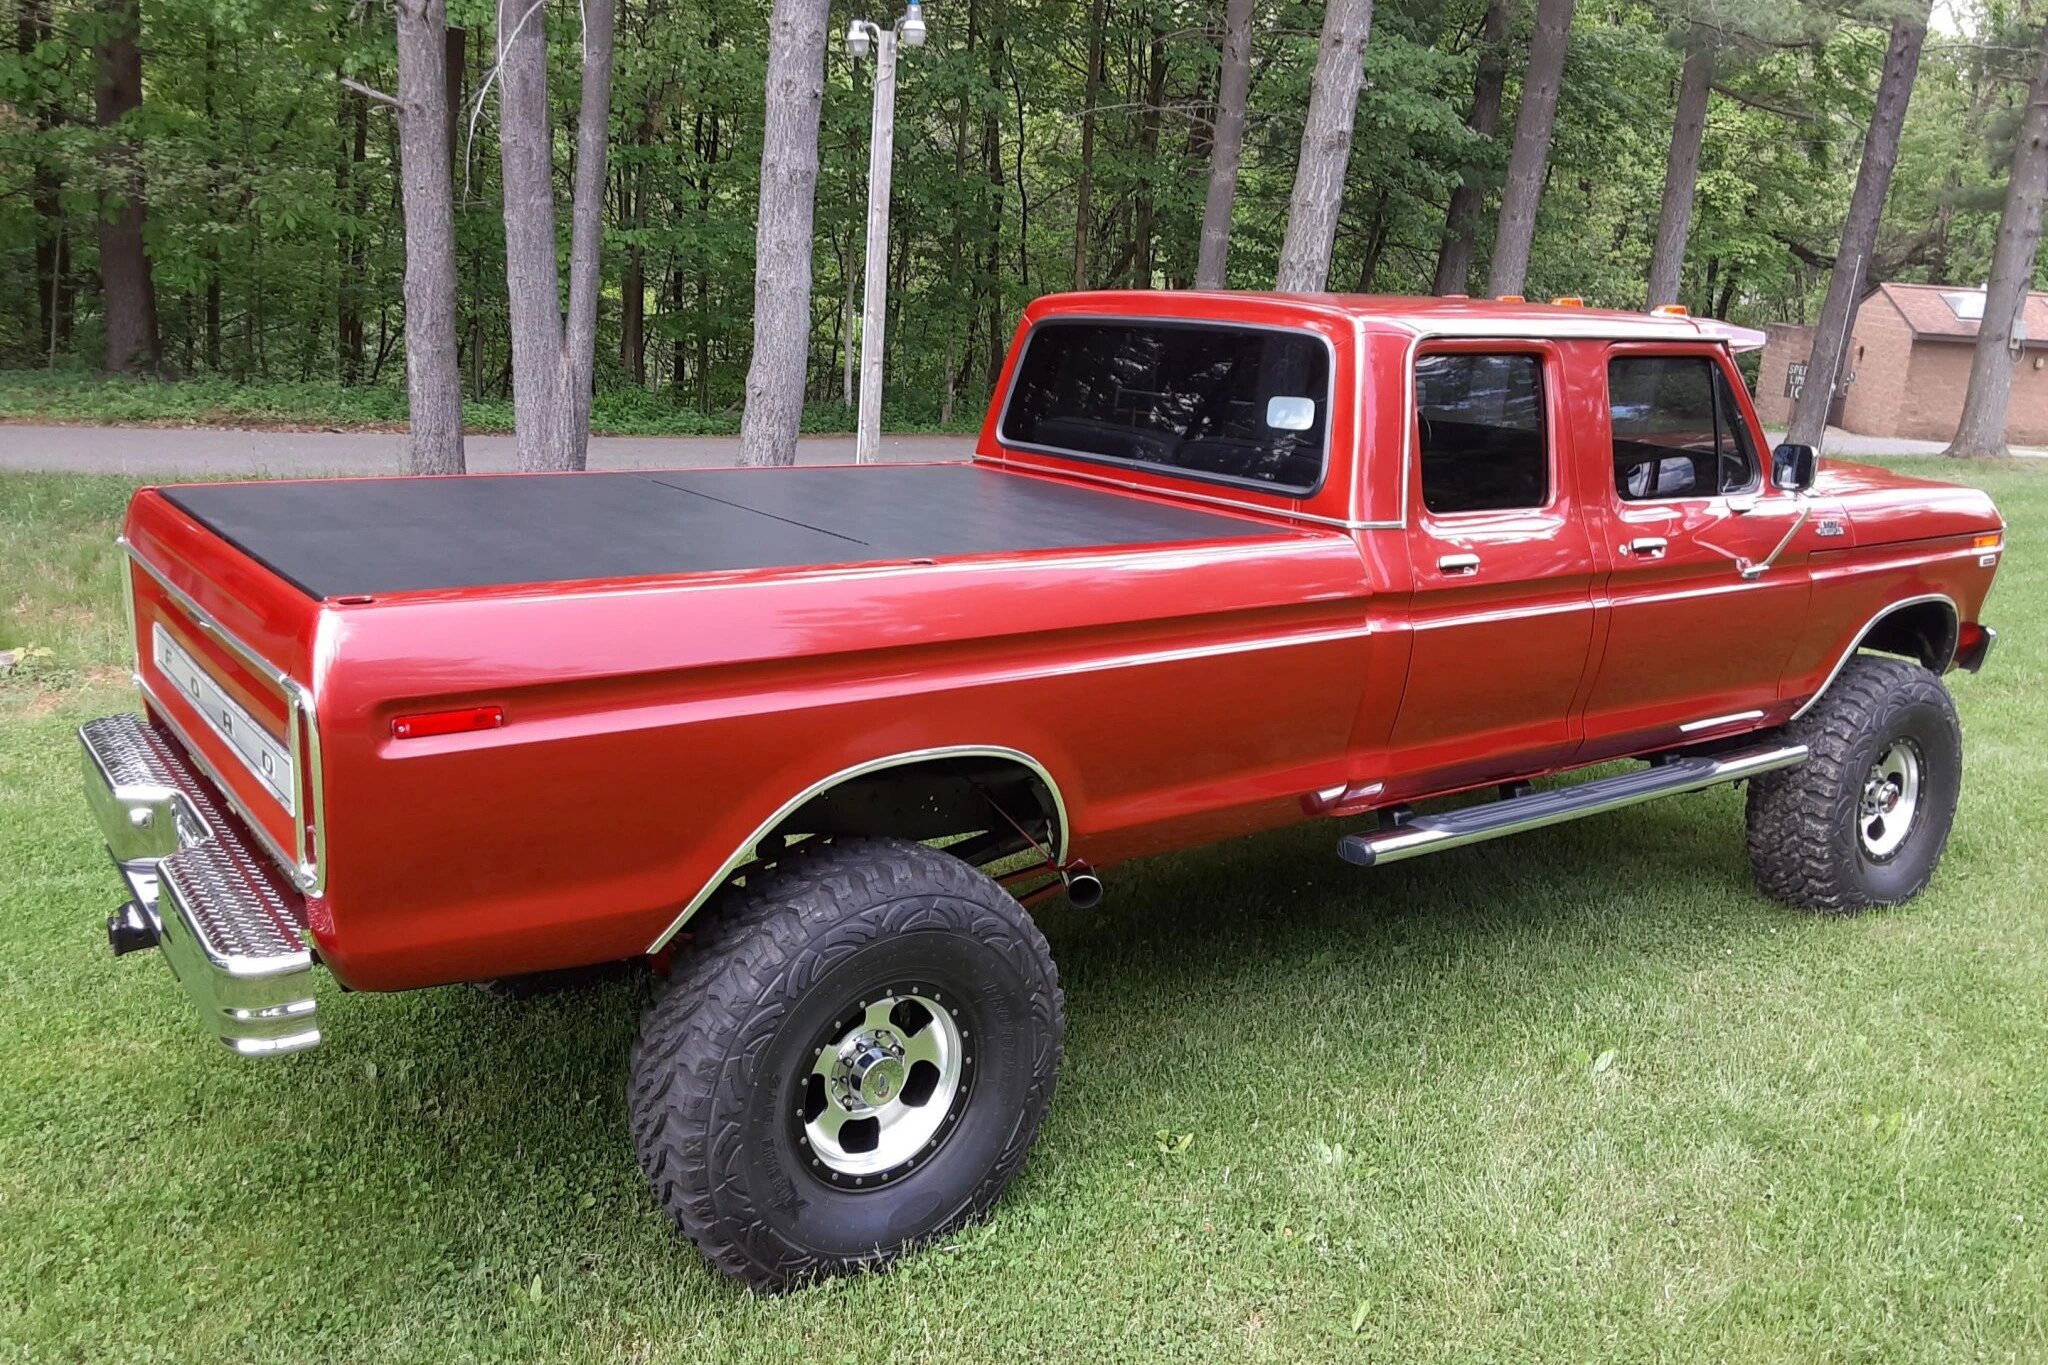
<box><xmin>1753</xmin><ymin>282</ymin><xmax>2048</xmax><ymax>444</ymax></box>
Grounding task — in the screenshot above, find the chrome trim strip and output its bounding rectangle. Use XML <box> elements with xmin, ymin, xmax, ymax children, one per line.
<box><xmin>153</xmin><ymin>624</ymin><xmax>296</xmax><ymax>813</ymax></box>
<box><xmin>1344</xmin><ymin>743</ymin><xmax>1809</xmax><ymax>868</ymax></box>
<box><xmin>1378</xmin><ymin>314</ymin><xmax>1724</xmax><ymax>343</ymax></box>
<box><xmin>124</xmin><ymin>538</ymin><xmax>292</xmax><ymax>687</ymax></box>
<box><xmin>123</xmin><ymin>538</ymin><xmax>326</xmax><ymax>894</ymax></box>
<box><xmin>1679</xmin><ymin>709</ymin><xmax>1766</xmax><ymax>734</ymax></box>
<box><xmin>1789</xmin><ymin>593</ymin><xmax>1960</xmax><ymax>722</ymax></box>
<box><xmin>645</xmin><ymin>745</ymin><xmax>1071</xmax><ymax>953</ymax></box>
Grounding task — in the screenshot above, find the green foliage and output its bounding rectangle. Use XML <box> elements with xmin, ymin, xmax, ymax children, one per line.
<box><xmin>0</xmin><ymin>0</ymin><xmax>2034</xmax><ymax>420</ymax></box>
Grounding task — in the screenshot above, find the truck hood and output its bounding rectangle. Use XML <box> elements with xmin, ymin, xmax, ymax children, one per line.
<box><xmin>153</xmin><ymin>463</ymin><xmax>1288</xmax><ymax>600</ymax></box>
<box><xmin>1814</xmin><ymin>459</ymin><xmax>2003</xmax><ymax>545</ymax></box>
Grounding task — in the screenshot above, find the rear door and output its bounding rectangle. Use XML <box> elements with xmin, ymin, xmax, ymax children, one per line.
<box><xmin>1384</xmin><ymin>341</ymin><xmax>1601</xmax><ymax>794</ymax></box>
<box><xmin>1578</xmin><ymin>345</ymin><xmax>1811</xmax><ymax>756</ymax></box>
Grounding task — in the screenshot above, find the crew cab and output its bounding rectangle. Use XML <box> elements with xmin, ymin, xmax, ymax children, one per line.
<box><xmin>80</xmin><ymin>292</ymin><xmax>2003</xmax><ymax>1289</ymax></box>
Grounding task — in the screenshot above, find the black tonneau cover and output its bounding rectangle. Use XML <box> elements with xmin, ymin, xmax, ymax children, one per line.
<box><xmin>161</xmin><ymin>463</ymin><xmax>1280</xmax><ymax>599</ymax></box>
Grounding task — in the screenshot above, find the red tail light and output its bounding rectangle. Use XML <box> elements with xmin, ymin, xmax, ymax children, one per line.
<box><xmin>391</xmin><ymin>705</ymin><xmax>505</xmax><ymax>740</ymax></box>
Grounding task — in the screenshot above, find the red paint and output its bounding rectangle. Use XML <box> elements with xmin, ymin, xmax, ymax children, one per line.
<box><xmin>114</xmin><ymin>293</ymin><xmax>2005</xmax><ymax>993</ymax></box>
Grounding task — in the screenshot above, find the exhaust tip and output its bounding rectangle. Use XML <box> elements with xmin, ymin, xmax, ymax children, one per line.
<box><xmin>1063</xmin><ymin>869</ymin><xmax>1104</xmax><ymax>910</ymax></box>
<box><xmin>107</xmin><ymin>902</ymin><xmax>158</xmax><ymax>957</ymax></box>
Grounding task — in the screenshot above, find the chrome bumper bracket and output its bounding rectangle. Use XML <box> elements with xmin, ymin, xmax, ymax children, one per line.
<box><xmin>81</xmin><ymin>713</ymin><xmax>322</xmax><ymax>1056</ymax></box>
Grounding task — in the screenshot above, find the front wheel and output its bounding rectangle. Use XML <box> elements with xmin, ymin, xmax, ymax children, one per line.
<box><xmin>629</xmin><ymin>837</ymin><xmax>1063</xmax><ymax>1291</ymax></box>
<box><xmin>1746</xmin><ymin>655</ymin><xmax>1963</xmax><ymax>913</ymax></box>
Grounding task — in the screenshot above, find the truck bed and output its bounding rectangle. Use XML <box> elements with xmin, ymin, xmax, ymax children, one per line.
<box><xmin>160</xmin><ymin>463</ymin><xmax>1280</xmax><ymax>599</ymax></box>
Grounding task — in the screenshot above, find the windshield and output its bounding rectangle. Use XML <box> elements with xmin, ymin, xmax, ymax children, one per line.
<box><xmin>998</xmin><ymin>320</ymin><xmax>1330</xmax><ymax>493</ymax></box>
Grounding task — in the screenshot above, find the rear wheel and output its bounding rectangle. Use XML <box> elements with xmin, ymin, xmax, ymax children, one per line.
<box><xmin>1746</xmin><ymin>656</ymin><xmax>1962</xmax><ymax>913</ymax></box>
<box><xmin>629</xmin><ymin>837</ymin><xmax>1063</xmax><ymax>1291</ymax></box>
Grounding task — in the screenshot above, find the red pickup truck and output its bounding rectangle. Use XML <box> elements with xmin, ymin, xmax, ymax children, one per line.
<box><xmin>81</xmin><ymin>291</ymin><xmax>2002</xmax><ymax>1289</ymax></box>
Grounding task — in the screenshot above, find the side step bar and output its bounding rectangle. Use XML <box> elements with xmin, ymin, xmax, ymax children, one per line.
<box><xmin>1337</xmin><ymin>743</ymin><xmax>1808</xmax><ymax>869</ymax></box>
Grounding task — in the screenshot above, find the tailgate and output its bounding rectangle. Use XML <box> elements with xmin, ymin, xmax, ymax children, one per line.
<box><xmin>121</xmin><ymin>487</ymin><xmax>327</xmax><ymax>893</ymax></box>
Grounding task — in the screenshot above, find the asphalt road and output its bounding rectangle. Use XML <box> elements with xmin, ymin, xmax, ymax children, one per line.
<box><xmin>0</xmin><ymin>422</ymin><xmax>2037</xmax><ymax>479</ymax></box>
<box><xmin>0</xmin><ymin>426</ymin><xmax>974</xmax><ymax>477</ymax></box>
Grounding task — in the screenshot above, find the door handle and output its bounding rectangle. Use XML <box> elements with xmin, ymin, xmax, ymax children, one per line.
<box><xmin>1437</xmin><ymin>553</ymin><xmax>1480</xmax><ymax>575</ymax></box>
<box><xmin>1624</xmin><ymin>537</ymin><xmax>1668</xmax><ymax>559</ymax></box>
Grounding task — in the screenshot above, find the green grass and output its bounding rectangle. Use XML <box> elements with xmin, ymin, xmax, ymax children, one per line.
<box><xmin>0</xmin><ymin>371</ymin><xmax>983</xmax><ymax>438</ymax></box>
<box><xmin>3</xmin><ymin>460</ymin><xmax>2045</xmax><ymax>1361</ymax></box>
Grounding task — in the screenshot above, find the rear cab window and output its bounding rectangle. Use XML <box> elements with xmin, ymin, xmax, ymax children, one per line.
<box><xmin>997</xmin><ymin>320</ymin><xmax>1330</xmax><ymax>494</ymax></box>
<box><xmin>1607</xmin><ymin>355</ymin><xmax>1759</xmax><ymax>500</ymax></box>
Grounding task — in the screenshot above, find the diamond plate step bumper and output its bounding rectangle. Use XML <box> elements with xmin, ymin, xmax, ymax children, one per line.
<box><xmin>80</xmin><ymin>713</ymin><xmax>320</xmax><ymax>1055</ymax></box>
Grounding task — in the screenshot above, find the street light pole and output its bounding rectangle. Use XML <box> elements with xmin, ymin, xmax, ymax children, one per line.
<box><xmin>847</xmin><ymin>3</ymin><xmax>925</xmax><ymax>464</ymax></box>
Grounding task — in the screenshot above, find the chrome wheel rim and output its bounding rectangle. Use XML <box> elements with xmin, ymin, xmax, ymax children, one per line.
<box><xmin>799</xmin><ymin>989</ymin><xmax>967</xmax><ymax>1186</ymax></box>
<box><xmin>1859</xmin><ymin>738</ymin><xmax>1923</xmax><ymax>860</ymax></box>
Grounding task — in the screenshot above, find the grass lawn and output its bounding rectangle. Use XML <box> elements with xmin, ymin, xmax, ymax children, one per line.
<box><xmin>2</xmin><ymin>460</ymin><xmax>2045</xmax><ymax>1362</ymax></box>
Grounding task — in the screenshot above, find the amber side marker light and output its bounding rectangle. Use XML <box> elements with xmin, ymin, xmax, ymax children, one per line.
<box><xmin>1973</xmin><ymin>533</ymin><xmax>2003</xmax><ymax>550</ymax></box>
<box><xmin>392</xmin><ymin>705</ymin><xmax>505</xmax><ymax>740</ymax></box>
<box><xmin>1651</xmin><ymin>303</ymin><xmax>1690</xmax><ymax>317</ymax></box>
<box><xmin>1550</xmin><ymin>296</ymin><xmax>1585</xmax><ymax>307</ymax></box>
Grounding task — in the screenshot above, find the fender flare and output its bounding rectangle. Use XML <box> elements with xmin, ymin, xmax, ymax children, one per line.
<box><xmin>644</xmin><ymin>745</ymin><xmax>1069</xmax><ymax>954</ymax></box>
<box><xmin>1790</xmin><ymin>593</ymin><xmax>1959</xmax><ymax>722</ymax></box>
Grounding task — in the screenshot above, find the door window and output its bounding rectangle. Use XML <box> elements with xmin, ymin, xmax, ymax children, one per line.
<box><xmin>1608</xmin><ymin>356</ymin><xmax>1759</xmax><ymax>500</ymax></box>
<box><xmin>1416</xmin><ymin>353</ymin><xmax>1548</xmax><ymax>514</ymax></box>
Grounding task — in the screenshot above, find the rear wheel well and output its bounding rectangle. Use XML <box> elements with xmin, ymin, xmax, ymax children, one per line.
<box><xmin>1857</xmin><ymin>599</ymin><xmax>1959</xmax><ymax>673</ymax></box>
<box><xmin>767</xmin><ymin>754</ymin><xmax>1063</xmax><ymax>869</ymax></box>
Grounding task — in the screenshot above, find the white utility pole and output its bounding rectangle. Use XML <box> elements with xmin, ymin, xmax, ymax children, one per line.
<box><xmin>847</xmin><ymin>3</ymin><xmax>925</xmax><ymax>463</ymax></box>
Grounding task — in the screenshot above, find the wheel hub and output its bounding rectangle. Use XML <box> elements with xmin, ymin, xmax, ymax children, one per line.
<box><xmin>798</xmin><ymin>989</ymin><xmax>969</xmax><ymax>1187</ymax></box>
<box><xmin>834</xmin><ymin>1031</ymin><xmax>907</xmax><ymax>1109</ymax></box>
<box><xmin>1858</xmin><ymin>738</ymin><xmax>1923</xmax><ymax>860</ymax></box>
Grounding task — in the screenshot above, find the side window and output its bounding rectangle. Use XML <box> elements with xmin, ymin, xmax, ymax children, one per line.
<box><xmin>1416</xmin><ymin>353</ymin><xmax>1548</xmax><ymax>515</ymax></box>
<box><xmin>1609</xmin><ymin>355</ymin><xmax>1760</xmax><ymax>500</ymax></box>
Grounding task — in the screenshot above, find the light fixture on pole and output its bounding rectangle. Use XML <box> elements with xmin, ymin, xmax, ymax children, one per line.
<box><xmin>847</xmin><ymin>2</ymin><xmax>925</xmax><ymax>464</ymax></box>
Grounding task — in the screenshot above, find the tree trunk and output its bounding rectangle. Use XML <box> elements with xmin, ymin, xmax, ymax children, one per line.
<box><xmin>1646</xmin><ymin>32</ymin><xmax>1713</xmax><ymax>309</ymax></box>
<box><xmin>983</xmin><ymin>21</ymin><xmax>1006</xmax><ymax>396</ymax></box>
<box><xmin>396</xmin><ymin>0</ymin><xmax>467</xmax><ymax>473</ymax></box>
<box><xmin>1195</xmin><ymin>0</ymin><xmax>1254</xmax><ymax>289</ymax></box>
<box><xmin>1275</xmin><ymin>0</ymin><xmax>1375</xmax><ymax>293</ymax></box>
<box><xmin>497</xmin><ymin>0</ymin><xmax>567</xmax><ymax>469</ymax></box>
<box><xmin>1485</xmin><ymin>0</ymin><xmax>1574</xmax><ymax>298</ymax></box>
<box><xmin>556</xmin><ymin>0</ymin><xmax>617</xmax><ymax>469</ymax></box>
<box><xmin>1132</xmin><ymin>25</ymin><xmax>1168</xmax><ymax>287</ymax></box>
<box><xmin>1946</xmin><ymin>20</ymin><xmax>2048</xmax><ymax>457</ymax></box>
<box><xmin>338</xmin><ymin>82</ymin><xmax>369</xmax><ymax>386</ymax></box>
<box><xmin>1787</xmin><ymin>11</ymin><xmax>1928</xmax><ymax>449</ymax></box>
<box><xmin>20</xmin><ymin>0</ymin><xmax>69</xmax><ymax>361</ymax></box>
<box><xmin>736</xmin><ymin>0</ymin><xmax>829</xmax><ymax>465</ymax></box>
<box><xmin>444</xmin><ymin>24</ymin><xmax>466</xmax><ymax>178</ymax></box>
<box><xmin>1431</xmin><ymin>0</ymin><xmax>1514</xmax><ymax>296</ymax></box>
<box><xmin>1072</xmin><ymin>0</ymin><xmax>1108</xmax><ymax>289</ymax></box>
<box><xmin>94</xmin><ymin>0</ymin><xmax>160</xmax><ymax>375</ymax></box>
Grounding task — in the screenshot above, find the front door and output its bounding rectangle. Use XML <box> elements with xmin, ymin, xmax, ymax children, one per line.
<box><xmin>1579</xmin><ymin>345</ymin><xmax>1811</xmax><ymax>757</ymax></box>
<box><xmin>1385</xmin><ymin>342</ymin><xmax>1601</xmax><ymax>796</ymax></box>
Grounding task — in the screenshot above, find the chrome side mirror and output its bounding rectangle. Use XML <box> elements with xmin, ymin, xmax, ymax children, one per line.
<box><xmin>1772</xmin><ymin>442</ymin><xmax>1817</xmax><ymax>493</ymax></box>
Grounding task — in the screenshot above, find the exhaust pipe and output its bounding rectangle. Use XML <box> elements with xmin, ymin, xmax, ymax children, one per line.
<box><xmin>1062</xmin><ymin>865</ymin><xmax>1104</xmax><ymax>910</ymax></box>
<box><xmin>107</xmin><ymin>902</ymin><xmax>159</xmax><ymax>957</ymax></box>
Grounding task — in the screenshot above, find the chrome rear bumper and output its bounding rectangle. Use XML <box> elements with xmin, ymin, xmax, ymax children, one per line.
<box><xmin>80</xmin><ymin>713</ymin><xmax>321</xmax><ymax>1056</ymax></box>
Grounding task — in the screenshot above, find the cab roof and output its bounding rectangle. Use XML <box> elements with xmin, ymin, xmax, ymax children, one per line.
<box><xmin>1028</xmin><ymin>290</ymin><xmax>1766</xmax><ymax>350</ymax></box>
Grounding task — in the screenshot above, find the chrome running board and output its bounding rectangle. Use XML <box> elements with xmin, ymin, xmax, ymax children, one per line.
<box><xmin>1336</xmin><ymin>743</ymin><xmax>1808</xmax><ymax>870</ymax></box>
